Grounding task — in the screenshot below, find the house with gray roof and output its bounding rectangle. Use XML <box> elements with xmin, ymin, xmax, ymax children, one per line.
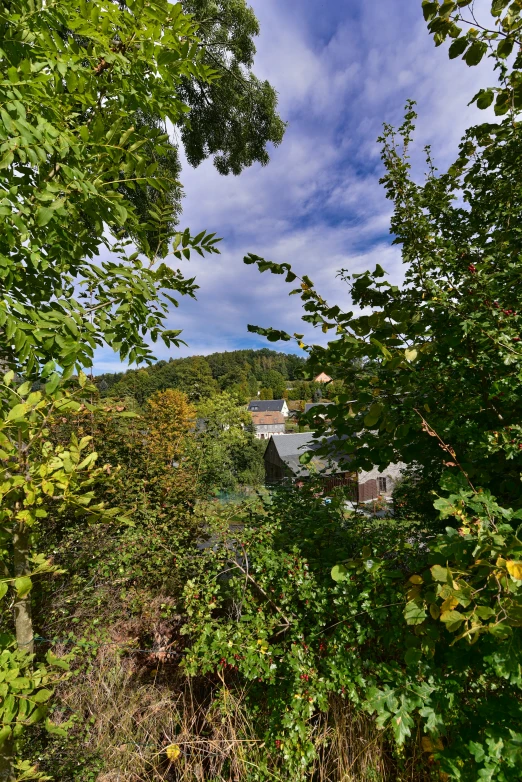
<box><xmin>264</xmin><ymin>432</ymin><xmax>404</xmax><ymax>502</ymax></box>
<box><xmin>248</xmin><ymin>399</ymin><xmax>289</xmax><ymax>417</ymax></box>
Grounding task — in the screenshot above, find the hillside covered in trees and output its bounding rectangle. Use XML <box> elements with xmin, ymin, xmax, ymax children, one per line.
<box><xmin>94</xmin><ymin>348</ymin><xmax>308</xmax><ymax>403</ymax></box>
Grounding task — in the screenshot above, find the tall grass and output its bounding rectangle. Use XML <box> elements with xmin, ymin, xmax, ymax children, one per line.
<box><xmin>41</xmin><ymin>648</ymin><xmax>431</xmax><ymax>781</ymax></box>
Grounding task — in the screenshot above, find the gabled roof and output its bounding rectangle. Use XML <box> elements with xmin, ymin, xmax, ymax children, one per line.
<box><xmin>265</xmin><ymin>432</ymin><xmax>350</xmax><ymax>477</ymax></box>
<box><xmin>304</xmin><ymin>402</ymin><xmax>332</xmax><ymax>414</ymax></box>
<box><xmin>248</xmin><ymin>399</ymin><xmax>287</xmax><ymax>413</ymax></box>
<box><xmin>251</xmin><ymin>411</ymin><xmax>285</xmax><ymax>425</ymax></box>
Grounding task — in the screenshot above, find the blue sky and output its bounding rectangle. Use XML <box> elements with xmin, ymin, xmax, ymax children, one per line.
<box><xmin>94</xmin><ymin>0</ymin><xmax>493</xmax><ymax>373</ymax></box>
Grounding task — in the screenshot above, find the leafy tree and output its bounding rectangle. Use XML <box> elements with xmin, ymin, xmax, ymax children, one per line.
<box><xmin>196</xmin><ymin>392</ymin><xmax>264</xmax><ymax>491</ymax></box>
<box><xmin>0</xmin><ymin>0</ymin><xmax>222</xmax><ymax>376</ymax></box>
<box><xmin>120</xmin><ymin>0</ymin><xmax>286</xmax><ymax>251</ymax></box>
<box><xmin>179</xmin><ymin>0</ymin><xmax>286</xmax><ymax>176</ymax></box>
<box><xmin>0</xmin><ymin>370</ymin><xmax>127</xmax><ymax>776</ymax></box>
<box><xmin>259</xmin><ymin>387</ymin><xmax>273</xmax><ymax>400</ymax></box>
<box><xmin>259</xmin><ymin>369</ymin><xmax>286</xmax><ymax>399</ymax></box>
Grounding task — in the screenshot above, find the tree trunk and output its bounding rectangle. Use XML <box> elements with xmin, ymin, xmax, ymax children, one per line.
<box><xmin>13</xmin><ymin>523</ymin><xmax>33</xmax><ymax>654</ymax></box>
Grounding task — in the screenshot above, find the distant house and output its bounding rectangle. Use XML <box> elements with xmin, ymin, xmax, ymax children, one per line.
<box><xmin>248</xmin><ymin>399</ymin><xmax>289</xmax><ymax>418</ymax></box>
<box><xmin>263</xmin><ymin>432</ymin><xmax>403</xmax><ymax>502</ymax></box>
<box><xmin>264</xmin><ymin>433</ymin><xmax>355</xmax><ymax>490</ymax></box>
<box><xmin>313</xmin><ymin>372</ymin><xmax>332</xmax><ymax>383</ymax></box>
<box><xmin>304</xmin><ymin>402</ymin><xmax>332</xmax><ymax>417</ymax></box>
<box><xmin>251</xmin><ymin>411</ymin><xmax>286</xmax><ymax>440</ymax></box>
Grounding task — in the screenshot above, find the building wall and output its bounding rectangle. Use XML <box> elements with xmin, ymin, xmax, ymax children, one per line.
<box><xmin>255</xmin><ymin>423</ymin><xmax>286</xmax><ymax>440</ymax></box>
<box><xmin>358</xmin><ymin>462</ymin><xmax>404</xmax><ymax>502</ymax></box>
<box><xmin>264</xmin><ymin>444</ymin><xmax>290</xmax><ymax>482</ymax></box>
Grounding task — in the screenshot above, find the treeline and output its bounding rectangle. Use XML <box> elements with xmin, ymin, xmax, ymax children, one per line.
<box><xmin>94</xmin><ymin>348</ymin><xmax>308</xmax><ymax>404</ymax></box>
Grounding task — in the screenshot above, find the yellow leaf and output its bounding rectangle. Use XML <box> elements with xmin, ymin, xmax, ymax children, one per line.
<box><xmin>409</xmin><ymin>575</ymin><xmax>423</xmax><ymax>585</ymax></box>
<box><xmin>440</xmin><ymin>596</ymin><xmax>458</xmax><ymax>613</ymax></box>
<box><xmin>404</xmin><ymin>348</ymin><xmax>418</xmax><ymax>363</ymax></box>
<box><xmin>506</xmin><ymin>560</ymin><xmax>522</xmax><ymax>581</ymax></box>
<box><xmin>166</xmin><ymin>744</ymin><xmax>181</xmax><ymax>762</ymax></box>
<box><xmin>421</xmin><ymin>736</ymin><xmax>444</xmax><ymax>753</ymax></box>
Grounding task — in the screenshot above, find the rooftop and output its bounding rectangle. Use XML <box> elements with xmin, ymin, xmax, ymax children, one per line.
<box><xmin>248</xmin><ymin>399</ymin><xmax>287</xmax><ymax>413</ymax></box>
<box><xmin>266</xmin><ymin>432</ymin><xmax>350</xmax><ymax>477</ymax></box>
<box><xmin>251</xmin><ymin>411</ymin><xmax>285</xmax><ymax>425</ymax></box>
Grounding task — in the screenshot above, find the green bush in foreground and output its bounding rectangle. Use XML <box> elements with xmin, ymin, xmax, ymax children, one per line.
<box><xmin>183</xmin><ymin>479</ymin><xmax>522</xmax><ymax>780</ymax></box>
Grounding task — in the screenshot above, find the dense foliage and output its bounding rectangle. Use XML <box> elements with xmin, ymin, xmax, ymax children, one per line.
<box><xmin>184</xmin><ymin>480</ymin><xmax>522</xmax><ymax>781</ymax></box>
<box><xmin>4</xmin><ymin>1</ymin><xmax>522</xmax><ymax>780</ymax></box>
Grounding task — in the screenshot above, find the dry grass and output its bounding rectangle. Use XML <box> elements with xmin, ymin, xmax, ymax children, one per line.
<box><xmin>312</xmin><ymin>696</ymin><xmax>432</xmax><ymax>782</ymax></box>
<box><xmin>56</xmin><ymin>647</ymin><xmax>274</xmax><ymax>782</ymax></box>
<box><xmin>50</xmin><ymin>648</ymin><xmax>433</xmax><ymax>782</ymax></box>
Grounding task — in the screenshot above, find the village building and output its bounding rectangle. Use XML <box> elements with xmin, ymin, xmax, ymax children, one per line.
<box><xmin>247</xmin><ymin>399</ymin><xmax>289</xmax><ymax>417</ymax></box>
<box><xmin>304</xmin><ymin>402</ymin><xmax>332</xmax><ymax>417</ymax></box>
<box><xmin>251</xmin><ymin>411</ymin><xmax>286</xmax><ymax>440</ymax></box>
<box><xmin>263</xmin><ymin>432</ymin><xmax>403</xmax><ymax>502</ymax></box>
<box><xmin>313</xmin><ymin>372</ymin><xmax>332</xmax><ymax>383</ymax></box>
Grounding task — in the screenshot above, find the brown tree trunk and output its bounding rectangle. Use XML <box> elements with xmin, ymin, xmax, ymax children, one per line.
<box><xmin>13</xmin><ymin>523</ymin><xmax>33</xmax><ymax>654</ymax></box>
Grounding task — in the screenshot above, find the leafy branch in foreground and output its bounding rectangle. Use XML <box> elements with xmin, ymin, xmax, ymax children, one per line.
<box><xmin>0</xmin><ymin>0</ymin><xmax>222</xmax><ymax>374</ymax></box>
<box><xmin>0</xmin><ymin>370</ymin><xmax>133</xmax><ymax>775</ymax></box>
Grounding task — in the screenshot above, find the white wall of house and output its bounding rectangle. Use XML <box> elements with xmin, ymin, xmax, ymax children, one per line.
<box><xmin>255</xmin><ymin>423</ymin><xmax>286</xmax><ymax>440</ymax></box>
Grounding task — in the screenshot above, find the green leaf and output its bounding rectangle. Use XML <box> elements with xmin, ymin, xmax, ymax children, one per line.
<box><xmin>331</xmin><ymin>564</ymin><xmax>348</xmax><ymax>582</ymax></box>
<box><xmin>487</xmin><ymin>622</ymin><xmax>512</xmax><ymax>639</ymax></box>
<box><xmin>0</xmin><ymin>582</ymin><xmax>7</xmax><ymax>600</ymax></box>
<box><xmin>404</xmin><ymin>647</ymin><xmax>422</xmax><ymax>666</ymax></box>
<box><xmin>430</xmin><ymin>564</ymin><xmax>449</xmax><ymax>582</ymax></box>
<box><xmin>404</xmin><ymin>600</ymin><xmax>427</xmax><ymax>625</ymax></box>
<box><xmin>497</xmin><ymin>37</ymin><xmax>514</xmax><ymax>59</ymax></box>
<box><xmin>422</xmin><ymin>1</ymin><xmax>439</xmax><ymax>21</ymax></box>
<box><xmin>36</xmin><ymin>208</ymin><xmax>54</xmax><ymax>227</ymax></box>
<box><xmin>31</xmin><ymin>688</ymin><xmax>53</xmax><ymax>703</ymax></box>
<box><xmin>0</xmin><ymin>725</ymin><xmax>12</xmax><ymax>749</ymax></box>
<box><xmin>448</xmin><ymin>36</ymin><xmax>469</xmax><ymax>59</ymax></box>
<box><xmin>475</xmin><ymin>89</ymin><xmax>494</xmax><ymax>109</ymax></box>
<box><xmin>440</xmin><ymin>609</ymin><xmax>463</xmax><ymax>624</ymax></box>
<box><xmin>475</xmin><ymin>606</ymin><xmax>495</xmax><ymax>620</ymax></box>
<box><xmin>14</xmin><ymin>576</ymin><xmax>32</xmax><ymax>598</ymax></box>
<box><xmin>391</xmin><ymin>703</ymin><xmax>414</xmax><ymax>744</ymax></box>
<box><xmin>464</xmin><ymin>40</ymin><xmax>488</xmax><ymax>66</ymax></box>
<box><xmin>45</xmin><ymin>374</ymin><xmax>61</xmax><ymax>395</ymax></box>
<box><xmin>6</xmin><ymin>403</ymin><xmax>29</xmax><ymax>421</ymax></box>
<box><xmin>491</xmin><ymin>0</ymin><xmax>510</xmax><ymax>16</ymax></box>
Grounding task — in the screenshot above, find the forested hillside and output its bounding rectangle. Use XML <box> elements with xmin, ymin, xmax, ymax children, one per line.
<box><xmin>94</xmin><ymin>349</ymin><xmax>307</xmax><ymax>403</ymax></box>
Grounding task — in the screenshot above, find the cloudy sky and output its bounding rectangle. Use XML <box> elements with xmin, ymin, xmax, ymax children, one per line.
<box><xmin>95</xmin><ymin>0</ymin><xmax>494</xmax><ymax>373</ymax></box>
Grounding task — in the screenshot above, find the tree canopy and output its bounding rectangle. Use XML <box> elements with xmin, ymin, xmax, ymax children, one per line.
<box><xmin>0</xmin><ymin>0</ymin><xmax>284</xmax><ymax>377</ymax></box>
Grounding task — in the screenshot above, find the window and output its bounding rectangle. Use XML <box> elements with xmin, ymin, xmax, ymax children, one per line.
<box><xmin>377</xmin><ymin>477</ymin><xmax>387</xmax><ymax>493</ymax></box>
